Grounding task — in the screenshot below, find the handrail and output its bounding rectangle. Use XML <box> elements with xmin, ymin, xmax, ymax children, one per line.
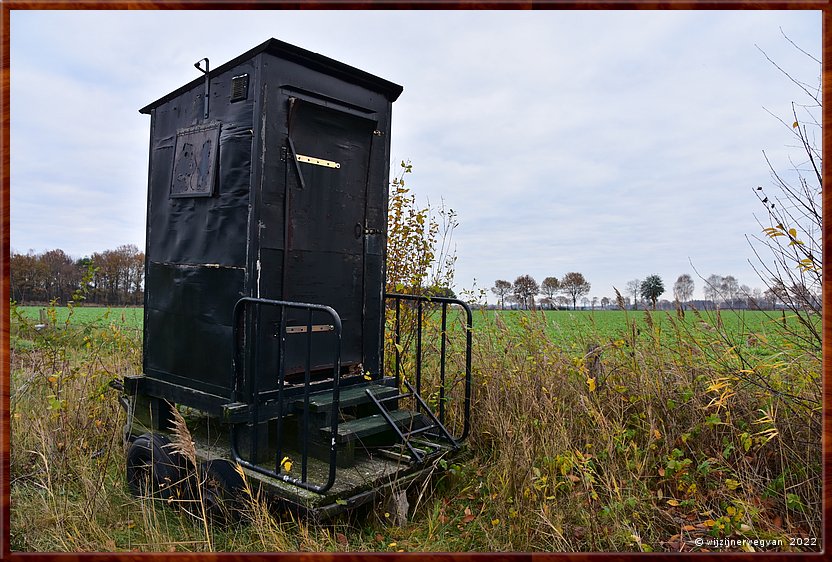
<box><xmin>384</xmin><ymin>293</ymin><xmax>473</xmax><ymax>442</ymax></box>
<box><xmin>230</xmin><ymin>297</ymin><xmax>342</xmax><ymax>493</ymax></box>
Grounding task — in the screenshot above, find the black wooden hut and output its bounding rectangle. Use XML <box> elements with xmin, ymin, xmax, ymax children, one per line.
<box><xmin>123</xmin><ymin>40</ymin><xmax>471</xmax><ymax>512</ymax></box>
<box><xmin>137</xmin><ymin>39</ymin><xmax>402</xmax><ymax>414</ymax></box>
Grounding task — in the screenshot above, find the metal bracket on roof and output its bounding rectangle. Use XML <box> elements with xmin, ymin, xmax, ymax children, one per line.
<box><xmin>194</xmin><ymin>58</ymin><xmax>210</xmax><ymax>119</ymax></box>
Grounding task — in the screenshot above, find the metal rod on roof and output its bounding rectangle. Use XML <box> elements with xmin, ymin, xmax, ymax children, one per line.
<box><xmin>194</xmin><ymin>58</ymin><xmax>210</xmax><ymax>119</ymax></box>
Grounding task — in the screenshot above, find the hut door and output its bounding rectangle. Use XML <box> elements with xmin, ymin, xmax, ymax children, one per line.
<box><xmin>283</xmin><ymin>99</ymin><xmax>377</xmax><ymax>373</ymax></box>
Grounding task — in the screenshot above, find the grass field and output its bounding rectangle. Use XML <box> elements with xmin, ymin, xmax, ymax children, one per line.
<box><xmin>16</xmin><ymin>305</ymin><xmax>143</xmax><ymax>330</ymax></box>
<box><xmin>15</xmin><ymin>304</ymin><xmax>807</xmax><ymax>354</ymax></box>
<box><xmin>474</xmin><ymin>307</ymin><xmax>808</xmax><ymax>352</ymax></box>
<box><xmin>9</xmin><ymin>301</ymin><xmax>822</xmax><ymax>552</ymax></box>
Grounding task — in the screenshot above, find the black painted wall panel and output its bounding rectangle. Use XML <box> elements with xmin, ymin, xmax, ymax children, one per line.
<box><xmin>141</xmin><ymin>41</ymin><xmax>399</xmax><ymax>411</ymax></box>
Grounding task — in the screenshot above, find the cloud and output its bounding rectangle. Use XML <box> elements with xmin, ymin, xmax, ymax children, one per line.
<box><xmin>9</xmin><ymin>9</ymin><xmax>822</xmax><ymax>300</ymax></box>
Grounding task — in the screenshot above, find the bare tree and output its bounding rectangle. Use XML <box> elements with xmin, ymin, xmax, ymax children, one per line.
<box><xmin>748</xmin><ymin>286</ymin><xmax>764</xmax><ymax>309</ymax></box>
<box><xmin>673</xmin><ymin>274</ymin><xmax>694</xmax><ymax>308</ymax></box>
<box><xmin>747</xmin><ymin>40</ymin><xmax>821</xmax><ymax>351</ymax></box>
<box><xmin>560</xmin><ymin>272</ymin><xmax>591</xmax><ymax>310</ymax></box>
<box><xmin>88</xmin><ymin>244</ymin><xmax>145</xmax><ymax>305</ymax></box>
<box><xmin>491</xmin><ymin>279</ymin><xmax>512</xmax><ymax>310</ymax></box>
<box><xmin>703</xmin><ymin>274</ymin><xmax>724</xmax><ymax>306</ymax></box>
<box><xmin>540</xmin><ymin>277</ymin><xmax>560</xmax><ymax>309</ymax></box>
<box><xmin>513</xmin><ymin>275</ymin><xmax>539</xmax><ymax>310</ymax></box>
<box><xmin>625</xmin><ymin>279</ymin><xmax>641</xmax><ymax>310</ymax></box>
<box><xmin>39</xmin><ymin>249</ymin><xmax>74</xmax><ymax>303</ymax></box>
<box><xmin>600</xmin><ymin>296</ymin><xmax>610</xmax><ymax>309</ymax></box>
<box><xmin>763</xmin><ymin>278</ymin><xmax>788</xmax><ymax>309</ymax></box>
<box><xmin>10</xmin><ymin>246</ymin><xmax>145</xmax><ymax>305</ymax></box>
<box><xmin>120</xmin><ymin>245</ymin><xmax>145</xmax><ymax>305</ymax></box>
<box><xmin>736</xmin><ymin>284</ymin><xmax>751</xmax><ymax>309</ymax></box>
<box><xmin>10</xmin><ymin>250</ymin><xmax>45</xmax><ymax>303</ymax></box>
<box><xmin>720</xmin><ymin>275</ymin><xmax>740</xmax><ymax>308</ymax></box>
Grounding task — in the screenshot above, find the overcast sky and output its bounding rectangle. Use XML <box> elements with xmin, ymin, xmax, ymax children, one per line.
<box><xmin>10</xmin><ymin>10</ymin><xmax>821</xmax><ymax>302</ymax></box>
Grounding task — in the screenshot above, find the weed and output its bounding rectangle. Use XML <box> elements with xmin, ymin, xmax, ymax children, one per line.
<box><xmin>10</xmin><ymin>302</ymin><xmax>820</xmax><ymax>551</ymax></box>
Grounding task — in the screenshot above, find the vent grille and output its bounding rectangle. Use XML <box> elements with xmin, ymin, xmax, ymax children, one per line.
<box><xmin>230</xmin><ymin>74</ymin><xmax>249</xmax><ymax>102</ymax></box>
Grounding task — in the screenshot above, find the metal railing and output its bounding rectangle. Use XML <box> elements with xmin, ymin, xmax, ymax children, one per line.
<box><xmin>384</xmin><ymin>293</ymin><xmax>473</xmax><ymax>442</ymax></box>
<box><xmin>227</xmin><ymin>293</ymin><xmax>472</xmax><ymax>492</ymax></box>
<box><xmin>230</xmin><ymin>297</ymin><xmax>342</xmax><ymax>493</ymax></box>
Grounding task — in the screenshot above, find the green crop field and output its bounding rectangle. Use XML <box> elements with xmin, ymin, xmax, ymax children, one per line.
<box><xmin>16</xmin><ymin>305</ymin><xmax>143</xmax><ymax>330</ymax></box>
<box><xmin>469</xmin><ymin>308</ymin><xmax>812</xmax><ymax>354</ymax></box>
<box><xmin>14</xmin><ymin>304</ymin><xmax>812</xmax><ymax>358</ymax></box>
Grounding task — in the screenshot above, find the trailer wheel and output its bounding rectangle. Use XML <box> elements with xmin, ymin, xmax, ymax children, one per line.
<box><xmin>126</xmin><ymin>433</ymin><xmax>183</xmax><ymax>501</ymax></box>
<box><xmin>197</xmin><ymin>459</ymin><xmax>246</xmax><ymax>522</ymax></box>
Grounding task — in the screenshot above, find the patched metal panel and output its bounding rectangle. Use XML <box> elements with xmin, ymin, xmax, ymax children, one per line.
<box><xmin>143</xmin><ymin>57</ymin><xmax>257</xmax><ymax>392</ymax></box>
<box><xmin>144</xmin><ymin>262</ymin><xmax>245</xmax><ymax>396</ymax></box>
<box><xmin>146</xmin><ymin>79</ymin><xmax>254</xmax><ymax>266</ymax></box>
<box><xmin>170</xmin><ymin>122</ymin><xmax>221</xmax><ymax>197</ymax></box>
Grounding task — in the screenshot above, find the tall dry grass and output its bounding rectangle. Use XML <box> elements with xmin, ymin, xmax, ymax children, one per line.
<box><xmin>458</xmin><ymin>305</ymin><xmax>821</xmax><ymax>551</ymax></box>
<box><xmin>9</xmin><ymin>304</ymin><xmax>417</xmax><ymax>552</ymax></box>
<box><xmin>9</xmin><ymin>302</ymin><xmax>821</xmax><ymax>551</ymax></box>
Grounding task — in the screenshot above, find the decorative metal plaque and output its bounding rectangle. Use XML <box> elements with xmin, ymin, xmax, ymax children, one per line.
<box><xmin>170</xmin><ymin>122</ymin><xmax>221</xmax><ymax>197</ymax></box>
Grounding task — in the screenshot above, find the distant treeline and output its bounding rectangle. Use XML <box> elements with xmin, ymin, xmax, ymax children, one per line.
<box><xmin>10</xmin><ymin>245</ymin><xmax>144</xmax><ymax>306</ymax></box>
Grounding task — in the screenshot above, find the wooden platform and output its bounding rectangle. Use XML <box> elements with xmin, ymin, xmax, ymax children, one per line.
<box><xmin>129</xmin><ymin>403</ymin><xmax>457</xmax><ymax>518</ymax></box>
<box><xmin>294</xmin><ymin>383</ymin><xmax>398</xmax><ymax>412</ymax></box>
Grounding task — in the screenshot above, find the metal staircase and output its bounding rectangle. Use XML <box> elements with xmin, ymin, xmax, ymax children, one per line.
<box><xmin>365</xmin><ymin>379</ymin><xmax>459</xmax><ymax>463</ymax></box>
<box><xmin>227</xmin><ymin>293</ymin><xmax>472</xmax><ymax>494</ymax></box>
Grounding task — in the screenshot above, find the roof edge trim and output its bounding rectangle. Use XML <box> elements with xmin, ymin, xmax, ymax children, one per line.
<box><xmin>139</xmin><ymin>38</ymin><xmax>403</xmax><ymax>114</ymax></box>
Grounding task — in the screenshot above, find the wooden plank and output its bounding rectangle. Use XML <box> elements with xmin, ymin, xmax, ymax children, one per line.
<box><xmin>295</xmin><ymin>383</ymin><xmax>397</xmax><ymax>412</ymax></box>
<box><xmin>322</xmin><ymin>409</ymin><xmax>423</xmax><ymax>443</ymax></box>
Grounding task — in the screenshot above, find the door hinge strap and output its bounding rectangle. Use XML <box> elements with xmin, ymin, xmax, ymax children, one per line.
<box><xmin>286</xmin><ymin>324</ymin><xmax>335</xmax><ymax>335</ymax></box>
<box><xmin>296</xmin><ymin>154</ymin><xmax>341</xmax><ymax>169</ymax></box>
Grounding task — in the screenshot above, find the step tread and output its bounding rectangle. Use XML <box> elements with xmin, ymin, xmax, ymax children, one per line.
<box><xmin>294</xmin><ymin>383</ymin><xmax>398</xmax><ymax>412</ymax></box>
<box><xmin>321</xmin><ymin>409</ymin><xmax>426</xmax><ymax>443</ymax></box>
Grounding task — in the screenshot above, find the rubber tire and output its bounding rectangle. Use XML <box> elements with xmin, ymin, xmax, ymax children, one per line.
<box><xmin>126</xmin><ymin>433</ymin><xmax>183</xmax><ymax>501</ymax></box>
<box><xmin>197</xmin><ymin>459</ymin><xmax>247</xmax><ymax>523</ymax></box>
